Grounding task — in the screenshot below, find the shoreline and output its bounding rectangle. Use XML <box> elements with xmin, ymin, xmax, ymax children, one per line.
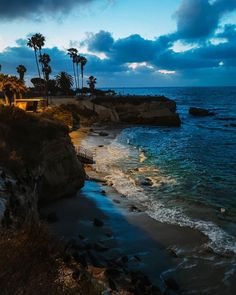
<box><xmin>66</xmin><ymin>124</ymin><xmax>236</xmax><ymax>294</ymax></box>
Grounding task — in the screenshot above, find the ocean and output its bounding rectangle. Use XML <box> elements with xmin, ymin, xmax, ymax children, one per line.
<box><xmin>95</xmin><ymin>87</ymin><xmax>236</xmax><ymax>255</ymax></box>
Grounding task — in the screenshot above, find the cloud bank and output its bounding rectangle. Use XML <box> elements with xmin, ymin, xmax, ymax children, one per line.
<box><xmin>0</xmin><ymin>0</ymin><xmax>95</xmax><ymax>19</ymax></box>
<box><xmin>0</xmin><ymin>0</ymin><xmax>236</xmax><ymax>86</ymax></box>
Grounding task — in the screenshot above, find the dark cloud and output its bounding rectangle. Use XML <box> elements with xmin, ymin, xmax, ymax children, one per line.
<box><xmin>110</xmin><ymin>34</ymin><xmax>158</xmax><ymax>63</ymax></box>
<box><xmin>175</xmin><ymin>0</ymin><xmax>236</xmax><ymax>40</ymax></box>
<box><xmin>1</xmin><ymin>0</ymin><xmax>236</xmax><ymax>87</ymax></box>
<box><xmin>83</xmin><ymin>32</ymin><xmax>174</xmax><ymax>63</ymax></box>
<box><xmin>83</xmin><ymin>31</ymin><xmax>114</xmax><ymax>53</ymax></box>
<box><xmin>0</xmin><ymin>0</ymin><xmax>96</xmax><ymax>19</ymax></box>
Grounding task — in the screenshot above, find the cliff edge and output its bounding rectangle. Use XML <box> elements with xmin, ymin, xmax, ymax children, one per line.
<box><xmin>0</xmin><ymin>106</ymin><xmax>85</xmax><ymax>226</ymax></box>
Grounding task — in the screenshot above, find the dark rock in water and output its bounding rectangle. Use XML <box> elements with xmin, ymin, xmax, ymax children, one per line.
<box><xmin>167</xmin><ymin>248</ymin><xmax>178</xmax><ymax>258</ymax></box>
<box><xmin>140</xmin><ymin>178</ymin><xmax>153</xmax><ymax>186</ymax></box>
<box><xmin>217</xmin><ymin>117</ymin><xmax>236</xmax><ymax>121</ymax></box>
<box><xmin>120</xmin><ymin>194</ymin><xmax>127</xmax><ymax>199</ymax></box>
<box><xmin>98</xmin><ymin>145</ymin><xmax>104</xmax><ymax>147</ymax></box>
<box><xmin>121</xmin><ymin>255</ymin><xmax>129</xmax><ymax>263</ymax></box>
<box><xmin>134</xmin><ymin>255</ymin><xmax>141</xmax><ymax>262</ymax></box>
<box><xmin>99</xmin><ymin>131</ymin><xmax>109</xmax><ymax>137</ymax></box>
<box><xmin>113</xmin><ymin>199</ymin><xmax>121</xmax><ymax>204</ymax></box>
<box><xmin>94</xmin><ymin>242</ymin><xmax>109</xmax><ymax>252</ymax></box>
<box><xmin>78</xmin><ymin>234</ymin><xmax>85</xmax><ymax>240</ymax></box>
<box><xmin>164</xmin><ymin>277</ymin><xmax>180</xmax><ymax>291</ymax></box>
<box><xmin>129</xmin><ymin>205</ymin><xmax>142</xmax><ymax>213</ymax></box>
<box><xmin>93</xmin><ymin>218</ymin><xmax>104</xmax><ymax>227</ymax></box>
<box><xmin>46</xmin><ymin>212</ymin><xmax>59</xmax><ymax>223</ymax></box>
<box><xmin>105</xmin><ymin>232</ymin><xmax>113</xmax><ymax>238</ymax></box>
<box><xmin>189</xmin><ymin>107</ymin><xmax>214</xmax><ymax>117</ymax></box>
<box><xmin>223</xmin><ymin>124</ymin><xmax>236</xmax><ymax>127</ymax></box>
<box><xmin>101</xmin><ymin>190</ymin><xmax>106</xmax><ymax>195</ymax></box>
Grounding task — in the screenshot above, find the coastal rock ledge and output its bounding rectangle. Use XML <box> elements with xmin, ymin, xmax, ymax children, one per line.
<box><xmin>78</xmin><ymin>95</ymin><xmax>181</xmax><ymax>127</ymax></box>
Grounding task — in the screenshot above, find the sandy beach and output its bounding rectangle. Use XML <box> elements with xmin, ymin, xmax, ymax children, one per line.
<box><xmin>39</xmin><ymin>125</ymin><xmax>235</xmax><ymax>294</ymax></box>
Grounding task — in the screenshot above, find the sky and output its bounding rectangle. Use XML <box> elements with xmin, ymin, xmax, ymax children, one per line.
<box><xmin>0</xmin><ymin>0</ymin><xmax>236</xmax><ymax>87</ymax></box>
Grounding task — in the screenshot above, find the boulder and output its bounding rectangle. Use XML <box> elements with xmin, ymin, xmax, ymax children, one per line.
<box><xmin>164</xmin><ymin>277</ymin><xmax>180</xmax><ymax>291</ymax></box>
<box><xmin>93</xmin><ymin>218</ymin><xmax>104</xmax><ymax>227</ymax></box>
<box><xmin>189</xmin><ymin>107</ymin><xmax>214</xmax><ymax>117</ymax></box>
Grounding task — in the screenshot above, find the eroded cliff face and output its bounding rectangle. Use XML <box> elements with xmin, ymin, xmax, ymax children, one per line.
<box><xmin>91</xmin><ymin>95</ymin><xmax>181</xmax><ymax>127</ymax></box>
<box><xmin>38</xmin><ymin>137</ymin><xmax>85</xmax><ymax>204</ymax></box>
<box><xmin>0</xmin><ymin>106</ymin><xmax>85</xmax><ymax>226</ymax></box>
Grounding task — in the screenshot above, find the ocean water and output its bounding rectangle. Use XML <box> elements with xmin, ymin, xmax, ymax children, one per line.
<box><xmin>95</xmin><ymin>87</ymin><xmax>236</xmax><ymax>255</ymax></box>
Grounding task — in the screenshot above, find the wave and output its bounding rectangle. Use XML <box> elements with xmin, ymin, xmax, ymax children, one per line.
<box><xmin>109</xmin><ymin>167</ymin><xmax>236</xmax><ymax>255</ymax></box>
<box><xmin>92</xmin><ymin>139</ymin><xmax>236</xmax><ymax>256</ymax></box>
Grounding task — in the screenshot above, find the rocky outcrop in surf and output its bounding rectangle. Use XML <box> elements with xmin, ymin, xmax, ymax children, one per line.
<box><xmin>189</xmin><ymin>107</ymin><xmax>215</xmax><ymax>117</ymax></box>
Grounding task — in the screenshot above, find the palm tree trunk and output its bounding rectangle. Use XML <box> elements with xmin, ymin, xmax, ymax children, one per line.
<box><xmin>34</xmin><ymin>49</ymin><xmax>41</xmax><ymax>79</ymax></box>
<box><xmin>34</xmin><ymin>49</ymin><xmax>43</xmax><ymax>96</ymax></box>
<box><xmin>76</xmin><ymin>64</ymin><xmax>80</xmax><ymax>90</ymax></box>
<box><xmin>73</xmin><ymin>63</ymin><xmax>77</xmax><ymax>91</ymax></box>
<box><xmin>81</xmin><ymin>66</ymin><xmax>84</xmax><ymax>96</ymax></box>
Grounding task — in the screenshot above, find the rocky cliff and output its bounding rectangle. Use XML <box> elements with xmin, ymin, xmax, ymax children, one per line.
<box><xmin>90</xmin><ymin>95</ymin><xmax>181</xmax><ymax>126</ymax></box>
<box><xmin>0</xmin><ymin>106</ymin><xmax>85</xmax><ymax>226</ymax></box>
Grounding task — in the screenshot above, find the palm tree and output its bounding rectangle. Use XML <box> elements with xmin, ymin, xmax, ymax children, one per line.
<box><xmin>80</xmin><ymin>56</ymin><xmax>87</xmax><ymax>92</ymax></box>
<box><xmin>39</xmin><ymin>53</ymin><xmax>51</xmax><ymax>79</ymax></box>
<box><xmin>75</xmin><ymin>54</ymin><xmax>81</xmax><ymax>90</ymax></box>
<box><xmin>67</xmin><ymin>48</ymin><xmax>78</xmax><ymax>90</ymax></box>
<box><xmin>39</xmin><ymin>53</ymin><xmax>51</xmax><ymax>104</ymax></box>
<box><xmin>87</xmin><ymin>76</ymin><xmax>97</xmax><ymax>94</ymax></box>
<box><xmin>43</xmin><ymin>65</ymin><xmax>52</xmax><ymax>82</ymax></box>
<box><xmin>16</xmin><ymin>65</ymin><xmax>27</xmax><ymax>81</ymax></box>
<box><xmin>0</xmin><ymin>74</ymin><xmax>27</xmax><ymax>105</ymax></box>
<box><xmin>56</xmin><ymin>71</ymin><xmax>73</xmax><ymax>95</ymax></box>
<box><xmin>34</xmin><ymin>33</ymin><xmax>45</xmax><ymax>58</ymax></box>
<box><xmin>27</xmin><ymin>34</ymin><xmax>43</xmax><ymax>79</ymax></box>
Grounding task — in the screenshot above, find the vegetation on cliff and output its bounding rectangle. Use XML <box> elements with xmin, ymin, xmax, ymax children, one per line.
<box><xmin>0</xmin><ymin>223</ymin><xmax>104</xmax><ymax>295</ymax></box>
<box><xmin>0</xmin><ymin>105</ymin><xmax>67</xmax><ymax>171</ymax></box>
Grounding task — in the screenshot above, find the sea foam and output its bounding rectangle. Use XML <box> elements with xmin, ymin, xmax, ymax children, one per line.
<box><xmin>93</xmin><ymin>138</ymin><xmax>236</xmax><ymax>256</ymax></box>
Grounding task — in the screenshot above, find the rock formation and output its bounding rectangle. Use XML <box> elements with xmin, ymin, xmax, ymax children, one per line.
<box><xmin>0</xmin><ymin>106</ymin><xmax>85</xmax><ymax>226</ymax></box>
<box><xmin>189</xmin><ymin>107</ymin><xmax>215</xmax><ymax>117</ymax></box>
<box><xmin>90</xmin><ymin>95</ymin><xmax>181</xmax><ymax>127</ymax></box>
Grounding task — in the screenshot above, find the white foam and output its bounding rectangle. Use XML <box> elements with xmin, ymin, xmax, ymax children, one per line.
<box><xmin>139</xmin><ymin>151</ymin><xmax>147</xmax><ymax>163</ymax></box>
<box><xmin>84</xmin><ymin>136</ymin><xmax>236</xmax><ymax>256</ymax></box>
<box><xmin>147</xmin><ymin>176</ymin><xmax>177</xmax><ymax>188</ymax></box>
<box><xmin>147</xmin><ymin>202</ymin><xmax>236</xmax><ymax>255</ymax></box>
<box><xmin>137</xmin><ymin>166</ymin><xmax>160</xmax><ymax>173</ymax></box>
